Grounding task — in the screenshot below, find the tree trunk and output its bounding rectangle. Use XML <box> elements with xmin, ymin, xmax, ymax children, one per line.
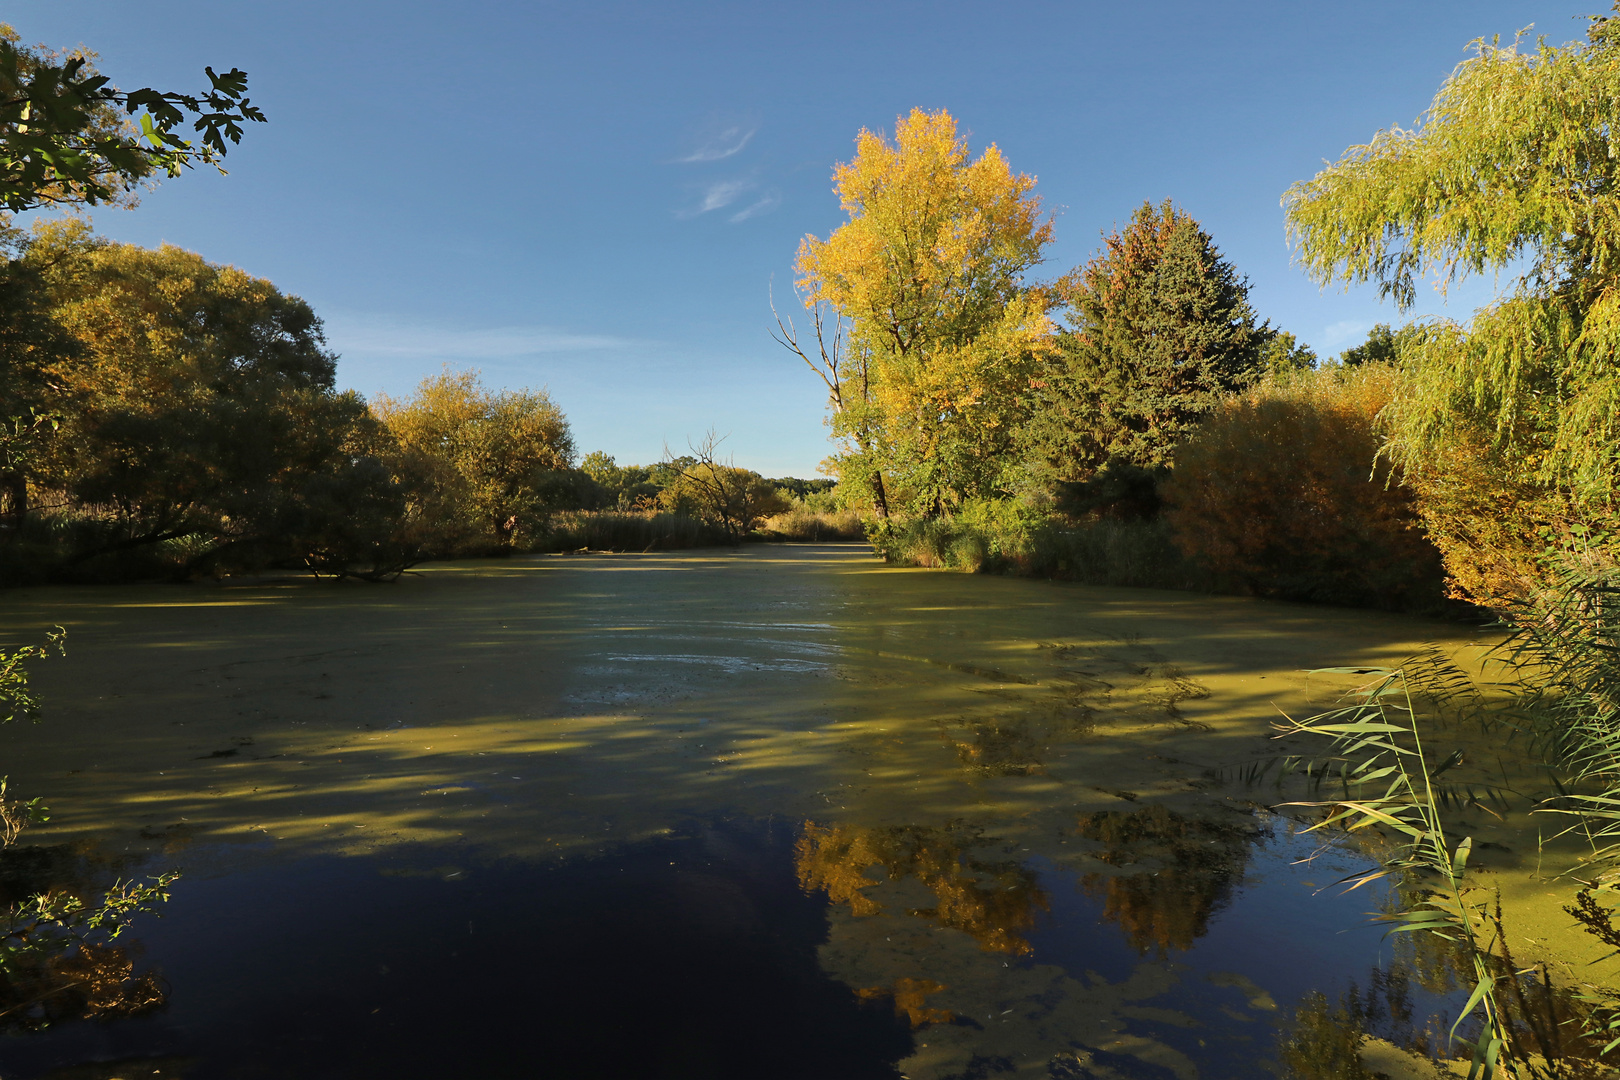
<box><xmin>0</xmin><ymin>471</ymin><xmax>26</xmax><ymax>525</ymax></box>
<box><xmin>870</xmin><ymin>471</ymin><xmax>889</xmax><ymax>519</ymax></box>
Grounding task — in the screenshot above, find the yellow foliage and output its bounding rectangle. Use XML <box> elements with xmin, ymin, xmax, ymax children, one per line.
<box><xmin>795</xmin><ymin>108</ymin><xmax>1054</xmax><ymax>510</ymax></box>
<box><xmin>794</xmin><ymin>820</ymin><xmax>1046</xmax><ymax>955</ymax></box>
<box><xmin>372</xmin><ymin>367</ymin><xmax>574</xmax><ymax>545</ymax></box>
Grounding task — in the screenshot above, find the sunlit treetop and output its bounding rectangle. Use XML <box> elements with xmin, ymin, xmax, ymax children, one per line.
<box><xmin>0</xmin><ymin>24</ymin><xmax>265</xmax><ymax>213</ymax></box>
<box><xmin>1283</xmin><ymin>6</ymin><xmax>1620</xmax><ymax>501</ymax></box>
<box><xmin>1284</xmin><ymin>7</ymin><xmax>1620</xmax><ymax>308</ymax></box>
<box><xmin>796</xmin><ymin>107</ymin><xmax>1052</xmax><ymax>357</ymax></box>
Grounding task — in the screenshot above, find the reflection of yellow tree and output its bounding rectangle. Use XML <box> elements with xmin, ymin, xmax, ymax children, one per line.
<box><xmin>857</xmin><ymin>977</ymin><xmax>953</xmax><ymax>1029</ymax></box>
<box><xmin>1074</xmin><ymin>805</ymin><xmax>1248</xmax><ymax>955</ymax></box>
<box><xmin>795</xmin><ymin>821</ymin><xmax>1047</xmax><ymax>955</ymax></box>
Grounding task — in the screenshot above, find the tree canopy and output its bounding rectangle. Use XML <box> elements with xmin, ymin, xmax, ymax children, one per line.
<box><xmin>1020</xmin><ymin>200</ymin><xmax>1269</xmax><ymax>486</ymax></box>
<box><xmin>794</xmin><ymin>108</ymin><xmax>1054</xmax><ymax>515</ymax></box>
<box><xmin>373</xmin><ymin>369</ymin><xmax>577</xmax><ymax>546</ymax></box>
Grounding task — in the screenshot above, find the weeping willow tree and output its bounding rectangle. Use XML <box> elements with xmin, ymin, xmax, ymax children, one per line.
<box><xmin>1283</xmin><ymin>8</ymin><xmax>1620</xmax><ymax>606</ymax></box>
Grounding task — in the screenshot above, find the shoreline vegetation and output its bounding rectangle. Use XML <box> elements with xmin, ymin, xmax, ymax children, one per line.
<box><xmin>7</xmin><ymin>10</ymin><xmax>1620</xmax><ymax>1077</ymax></box>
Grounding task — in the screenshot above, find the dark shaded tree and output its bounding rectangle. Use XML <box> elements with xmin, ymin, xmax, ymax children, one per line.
<box><xmin>1020</xmin><ymin>200</ymin><xmax>1269</xmax><ymax>487</ymax></box>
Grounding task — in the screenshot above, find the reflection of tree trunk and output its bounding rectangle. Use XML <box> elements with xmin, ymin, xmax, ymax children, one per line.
<box><xmin>0</xmin><ymin>471</ymin><xmax>25</xmax><ymax>525</ymax></box>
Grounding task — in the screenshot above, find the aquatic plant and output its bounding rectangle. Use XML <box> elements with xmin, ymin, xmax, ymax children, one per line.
<box><xmin>0</xmin><ymin>630</ymin><xmax>176</xmax><ymax>1029</ymax></box>
<box><xmin>1276</xmin><ymin>667</ymin><xmax>1519</xmax><ymax>1077</ymax></box>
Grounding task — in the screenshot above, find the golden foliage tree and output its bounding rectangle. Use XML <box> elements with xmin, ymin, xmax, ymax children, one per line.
<box><xmin>372</xmin><ymin>368</ymin><xmax>575</xmax><ymax>547</ymax></box>
<box><xmin>794</xmin><ymin>108</ymin><xmax>1054</xmax><ymax>515</ymax></box>
<box><xmin>656</xmin><ymin>432</ymin><xmax>787</xmax><ymax>541</ymax></box>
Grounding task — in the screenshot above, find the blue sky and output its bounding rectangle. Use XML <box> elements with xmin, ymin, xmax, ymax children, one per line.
<box><xmin>9</xmin><ymin>0</ymin><xmax>1593</xmax><ymax>477</ymax></box>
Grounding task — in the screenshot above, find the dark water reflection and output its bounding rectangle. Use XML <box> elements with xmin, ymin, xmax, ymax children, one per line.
<box><xmin>0</xmin><ymin>814</ymin><xmax>1477</xmax><ymax>1080</ymax></box>
<box><xmin>1</xmin><ymin>821</ymin><xmax>913</xmax><ymax>1080</ymax></box>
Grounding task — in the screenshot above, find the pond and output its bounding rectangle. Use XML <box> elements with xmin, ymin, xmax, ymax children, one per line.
<box><xmin>0</xmin><ymin>545</ymin><xmax>1529</xmax><ymax>1078</ymax></box>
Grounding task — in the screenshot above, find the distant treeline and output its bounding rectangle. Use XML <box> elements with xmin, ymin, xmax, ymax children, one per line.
<box><xmin>0</xmin><ymin>222</ymin><xmax>846</xmax><ymax>584</ymax></box>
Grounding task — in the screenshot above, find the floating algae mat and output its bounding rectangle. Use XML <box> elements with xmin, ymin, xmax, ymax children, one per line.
<box><xmin>0</xmin><ymin>545</ymin><xmax>1573</xmax><ymax>1078</ymax></box>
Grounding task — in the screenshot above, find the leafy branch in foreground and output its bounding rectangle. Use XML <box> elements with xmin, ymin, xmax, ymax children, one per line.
<box><xmin>0</xmin><ymin>631</ymin><xmax>176</xmax><ymax>1027</ymax></box>
<box><xmin>1276</xmin><ymin>666</ymin><xmax>1520</xmax><ymax>1078</ymax></box>
<box><xmin>0</xmin><ymin>24</ymin><xmax>265</xmax><ymax>212</ymax></box>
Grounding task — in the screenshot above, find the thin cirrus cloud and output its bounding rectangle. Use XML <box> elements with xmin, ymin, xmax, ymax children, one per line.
<box><xmin>1318</xmin><ymin>319</ymin><xmax>1370</xmax><ymax>351</ymax></box>
<box><xmin>729</xmin><ymin>190</ymin><xmax>781</xmax><ymax>223</ymax></box>
<box><xmin>675</xmin><ymin>123</ymin><xmax>757</xmax><ymax>163</ymax></box>
<box><xmin>678</xmin><ymin>178</ymin><xmax>752</xmax><ymax>219</ymax></box>
<box><xmin>323</xmin><ymin>312</ymin><xmax>643</xmax><ymax>362</ymax></box>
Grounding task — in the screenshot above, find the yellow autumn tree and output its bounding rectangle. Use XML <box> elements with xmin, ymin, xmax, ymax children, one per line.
<box><xmin>372</xmin><ymin>368</ymin><xmax>575</xmax><ymax>547</ymax></box>
<box><xmin>795</xmin><ymin>108</ymin><xmax>1054</xmax><ymax>516</ymax></box>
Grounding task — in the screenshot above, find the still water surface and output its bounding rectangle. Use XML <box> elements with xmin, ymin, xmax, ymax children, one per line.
<box><xmin>0</xmin><ymin>546</ymin><xmax>1485</xmax><ymax>1078</ymax></box>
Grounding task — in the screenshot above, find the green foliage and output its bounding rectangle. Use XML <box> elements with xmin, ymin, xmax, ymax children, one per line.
<box><xmin>870</xmin><ymin>498</ymin><xmax>1209</xmax><ymax>588</ymax></box>
<box><xmin>657</xmin><ymin>434</ymin><xmax>789</xmax><ymax>542</ymax></box>
<box><xmin>1022</xmin><ymin>200</ymin><xmax>1269</xmax><ymax>487</ymax></box>
<box><xmin>538</xmin><ymin>510</ymin><xmax>731</xmax><ymax>553</ymax></box>
<box><xmin>1053</xmin><ymin>460</ymin><xmax>1165</xmax><ymax>522</ymax></box>
<box><xmin>0</xmin><ymin>626</ymin><xmax>62</xmax><ymax>723</ymax></box>
<box><xmin>1337</xmin><ymin>323</ymin><xmax>1415</xmax><ymax>368</ymax></box>
<box><xmin>579</xmin><ymin>451</ymin><xmax>670</xmax><ymax>510</ymax></box>
<box><xmin>1162</xmin><ymin>364</ymin><xmax>1447</xmax><ymax>610</ymax></box>
<box><xmin>1261</xmin><ymin>330</ymin><xmax>1319</xmax><ymax>375</ymax></box>
<box><xmin>1283</xmin><ymin>11</ymin><xmax>1620</xmax><ymax>602</ymax></box>
<box><xmin>1495</xmin><ymin>561</ymin><xmax>1620</xmax><ymax>878</ymax></box>
<box><xmin>0</xmin><ymin>24</ymin><xmax>264</xmax><ymax>212</ymax></box>
<box><xmin>0</xmin><ymin>222</ymin><xmax>420</xmax><ymax>581</ymax></box>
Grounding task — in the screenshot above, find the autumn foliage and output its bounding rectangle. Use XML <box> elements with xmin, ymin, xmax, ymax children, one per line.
<box><xmin>1162</xmin><ymin>364</ymin><xmax>1444</xmax><ymax>608</ymax></box>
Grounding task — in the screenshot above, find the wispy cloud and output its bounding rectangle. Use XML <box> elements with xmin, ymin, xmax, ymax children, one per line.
<box><xmin>678</xmin><ymin>178</ymin><xmax>753</xmax><ymax>219</ymax></box>
<box><xmin>1319</xmin><ymin>320</ymin><xmax>1370</xmax><ymax>351</ymax></box>
<box><xmin>729</xmin><ymin>190</ymin><xmax>781</xmax><ymax>222</ymax></box>
<box><xmin>676</xmin><ymin>123</ymin><xmax>757</xmax><ymax>163</ymax></box>
<box><xmin>324</xmin><ymin>313</ymin><xmax>641</xmax><ymax>361</ymax></box>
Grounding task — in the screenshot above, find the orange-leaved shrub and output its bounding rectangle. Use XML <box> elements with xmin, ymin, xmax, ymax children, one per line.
<box><xmin>1162</xmin><ymin>364</ymin><xmax>1446</xmax><ymax>610</ymax></box>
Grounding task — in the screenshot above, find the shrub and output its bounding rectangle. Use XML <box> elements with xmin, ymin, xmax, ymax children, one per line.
<box><xmin>870</xmin><ymin>499</ymin><xmax>1210</xmax><ymax>590</ymax></box>
<box><xmin>1161</xmin><ymin>364</ymin><xmax>1446</xmax><ymax>610</ymax></box>
<box><xmin>536</xmin><ymin>511</ymin><xmax>730</xmax><ymax>553</ymax></box>
<box><xmin>757</xmin><ymin>506</ymin><xmax>867</xmax><ymax>542</ymax></box>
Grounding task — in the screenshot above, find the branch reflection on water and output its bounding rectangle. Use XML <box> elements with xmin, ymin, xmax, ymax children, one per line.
<box><xmin>795</xmin><ymin>821</ymin><xmax>1048</xmax><ymax>956</ymax></box>
<box><xmin>1073</xmin><ymin>804</ymin><xmax>1256</xmax><ymax>956</ymax></box>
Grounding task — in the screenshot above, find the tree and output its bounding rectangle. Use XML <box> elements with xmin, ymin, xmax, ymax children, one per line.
<box><xmin>7</xmin><ymin>221</ymin><xmax>405</xmax><ymax>578</ymax></box>
<box><xmin>772</xmin><ymin>290</ymin><xmax>891</xmax><ymax>517</ymax></box>
<box><xmin>657</xmin><ymin>432</ymin><xmax>788</xmax><ymax>542</ymax></box>
<box><xmin>0</xmin><ymin>24</ymin><xmax>264</xmax><ymax>213</ymax></box>
<box><xmin>793</xmin><ymin>108</ymin><xmax>1054</xmax><ymax>516</ymax></box>
<box><xmin>1337</xmin><ymin>324</ymin><xmax>1397</xmax><ymax>367</ymax></box>
<box><xmin>373</xmin><ymin>368</ymin><xmax>577</xmax><ymax>546</ymax></box>
<box><xmin>1260</xmin><ymin>331</ymin><xmax>1317</xmax><ymax>374</ymax></box>
<box><xmin>1283</xmin><ymin>7</ymin><xmax>1620</xmax><ymax>603</ymax></box>
<box><xmin>1020</xmin><ymin>201</ymin><xmax>1269</xmax><ymax>487</ymax></box>
<box><xmin>0</xmin><ymin>222</ymin><xmax>79</xmax><ymax>524</ymax></box>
